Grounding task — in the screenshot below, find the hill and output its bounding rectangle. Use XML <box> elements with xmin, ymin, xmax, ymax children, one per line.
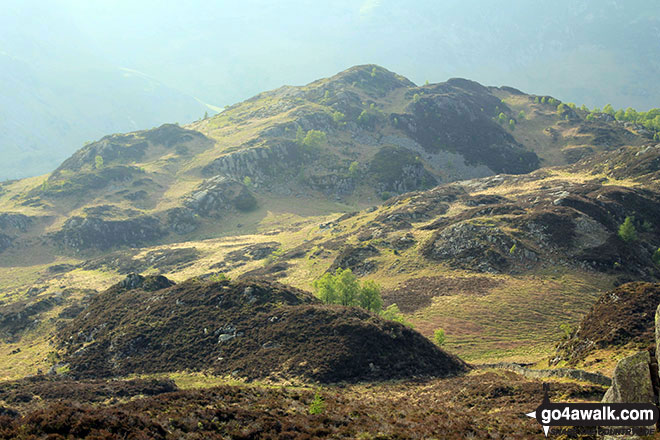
<box><xmin>552</xmin><ymin>282</ymin><xmax>660</xmax><ymax>370</ymax></box>
<box><xmin>56</xmin><ymin>274</ymin><xmax>468</xmax><ymax>383</ymax></box>
<box><xmin>0</xmin><ymin>65</ymin><xmax>650</xmax><ymax>259</ymax></box>
<box><xmin>0</xmin><ymin>66</ymin><xmax>658</xmax><ymax>378</ymax></box>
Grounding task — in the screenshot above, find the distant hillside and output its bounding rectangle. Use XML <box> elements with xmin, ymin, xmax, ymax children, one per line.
<box><xmin>0</xmin><ymin>65</ymin><xmax>649</xmax><ymax>257</ymax></box>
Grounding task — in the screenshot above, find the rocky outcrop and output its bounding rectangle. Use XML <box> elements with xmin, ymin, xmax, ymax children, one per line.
<box><xmin>0</xmin><ymin>213</ymin><xmax>33</xmax><ymax>232</ymax></box>
<box><xmin>201</xmin><ymin>141</ymin><xmax>302</xmax><ymax>184</ymax></box>
<box><xmin>329</xmin><ymin>244</ymin><xmax>380</xmax><ymax>275</ymax></box>
<box><xmin>184</xmin><ymin>175</ymin><xmax>257</xmax><ymax>216</ymax></box>
<box><xmin>53</xmin><ymin>124</ymin><xmax>211</xmax><ymax>175</ymax></box>
<box><xmin>54</xmin><ymin>215</ymin><xmax>166</xmax><ymax>252</ymax></box>
<box><xmin>393</xmin><ymin>80</ymin><xmax>540</xmax><ymax>174</ymax></box>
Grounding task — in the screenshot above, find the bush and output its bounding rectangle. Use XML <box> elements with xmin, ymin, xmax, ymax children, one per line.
<box><xmin>433</xmin><ymin>328</ymin><xmax>446</xmax><ymax>346</ymax></box>
<box><xmin>95</xmin><ymin>155</ymin><xmax>104</xmax><ymax>170</ymax></box>
<box><xmin>309</xmin><ymin>392</ymin><xmax>325</xmax><ymax>415</ymax></box>
<box><xmin>301</xmin><ymin>130</ymin><xmax>327</xmax><ymax>150</ymax></box>
<box><xmin>618</xmin><ymin>216</ymin><xmax>637</xmax><ymax>243</ymax></box>
<box><xmin>348</xmin><ymin>161</ymin><xmax>359</xmax><ymax>177</ymax></box>
<box><xmin>380</xmin><ymin>304</ymin><xmax>413</xmax><ymax>327</ymax></box>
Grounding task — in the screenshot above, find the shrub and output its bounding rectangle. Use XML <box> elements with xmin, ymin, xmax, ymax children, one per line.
<box><xmin>301</xmin><ymin>130</ymin><xmax>327</xmax><ymax>150</ymax></box>
<box><xmin>309</xmin><ymin>392</ymin><xmax>325</xmax><ymax>415</ymax></box>
<box><xmin>95</xmin><ymin>155</ymin><xmax>104</xmax><ymax>170</ymax></box>
<box><xmin>518</xmin><ymin>110</ymin><xmax>526</xmax><ymax>120</ymax></box>
<box><xmin>433</xmin><ymin>328</ymin><xmax>446</xmax><ymax>346</ymax></box>
<box><xmin>332</xmin><ymin>111</ymin><xmax>345</xmax><ymax>124</ymax></box>
<box><xmin>618</xmin><ymin>216</ymin><xmax>637</xmax><ymax>243</ymax></box>
<box><xmin>348</xmin><ymin>161</ymin><xmax>359</xmax><ymax>177</ymax></box>
<box><xmin>243</xmin><ymin>176</ymin><xmax>253</xmax><ymax>187</ymax></box>
<box><xmin>380</xmin><ymin>304</ymin><xmax>413</xmax><ymax>327</ymax></box>
<box><xmin>209</xmin><ymin>273</ymin><xmax>230</xmax><ymax>282</ymax></box>
<box><xmin>508</xmin><ymin>119</ymin><xmax>515</xmax><ymax>131</ymax></box>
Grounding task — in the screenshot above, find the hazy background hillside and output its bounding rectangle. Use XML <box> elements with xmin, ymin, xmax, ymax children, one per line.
<box><xmin>2</xmin><ymin>0</ymin><xmax>659</xmax><ymax>179</ymax></box>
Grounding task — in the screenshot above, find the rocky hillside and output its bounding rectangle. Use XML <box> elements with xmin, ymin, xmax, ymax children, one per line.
<box><xmin>0</xmin><ymin>65</ymin><xmax>649</xmax><ymax>257</ymax></box>
<box><xmin>56</xmin><ymin>274</ymin><xmax>468</xmax><ymax>383</ymax></box>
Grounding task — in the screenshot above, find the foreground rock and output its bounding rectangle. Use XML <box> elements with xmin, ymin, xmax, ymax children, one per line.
<box><xmin>602</xmin><ymin>351</ymin><xmax>655</xmax><ymax>404</ymax></box>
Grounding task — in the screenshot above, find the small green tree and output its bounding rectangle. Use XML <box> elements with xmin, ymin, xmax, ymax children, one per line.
<box><xmin>332</xmin><ymin>111</ymin><xmax>345</xmax><ymax>124</ymax></box>
<box><xmin>518</xmin><ymin>110</ymin><xmax>526</xmax><ymax>120</ymax></box>
<box><xmin>370</xmin><ymin>67</ymin><xmax>377</xmax><ymax>78</ymax></box>
<box><xmin>335</xmin><ymin>268</ymin><xmax>360</xmax><ymax>306</ymax></box>
<box><xmin>309</xmin><ymin>392</ymin><xmax>325</xmax><ymax>415</ymax></box>
<box><xmin>359</xmin><ymin>280</ymin><xmax>383</xmax><ymax>313</ymax></box>
<box><xmin>618</xmin><ymin>216</ymin><xmax>637</xmax><ymax>243</ymax></box>
<box><xmin>508</xmin><ymin>119</ymin><xmax>515</xmax><ymax>131</ymax></box>
<box><xmin>301</xmin><ymin>130</ymin><xmax>327</xmax><ymax>150</ymax></box>
<box><xmin>313</xmin><ymin>272</ymin><xmax>338</xmax><ymax>304</ymax></box>
<box><xmin>348</xmin><ymin>161</ymin><xmax>359</xmax><ymax>177</ymax></box>
<box><xmin>94</xmin><ymin>155</ymin><xmax>104</xmax><ymax>170</ymax></box>
<box><xmin>243</xmin><ymin>176</ymin><xmax>253</xmax><ymax>187</ymax></box>
<box><xmin>433</xmin><ymin>328</ymin><xmax>446</xmax><ymax>346</ymax></box>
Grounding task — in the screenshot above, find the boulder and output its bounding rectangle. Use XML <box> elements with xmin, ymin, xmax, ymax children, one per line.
<box><xmin>602</xmin><ymin>351</ymin><xmax>654</xmax><ymax>404</ymax></box>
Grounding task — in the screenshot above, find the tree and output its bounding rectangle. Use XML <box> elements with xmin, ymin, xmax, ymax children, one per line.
<box><xmin>359</xmin><ymin>280</ymin><xmax>383</xmax><ymax>313</ymax></box>
<box><xmin>313</xmin><ymin>268</ymin><xmax>382</xmax><ymax>313</ymax></box>
<box><xmin>332</xmin><ymin>111</ymin><xmax>345</xmax><ymax>124</ymax></box>
<box><xmin>243</xmin><ymin>176</ymin><xmax>253</xmax><ymax>187</ymax></box>
<box><xmin>313</xmin><ymin>272</ymin><xmax>338</xmax><ymax>304</ymax></box>
<box><xmin>518</xmin><ymin>110</ymin><xmax>526</xmax><ymax>120</ymax></box>
<box><xmin>603</xmin><ymin>104</ymin><xmax>615</xmax><ymax>116</ymax></box>
<box><xmin>434</xmin><ymin>328</ymin><xmax>446</xmax><ymax>346</ymax></box>
<box><xmin>348</xmin><ymin>161</ymin><xmax>359</xmax><ymax>176</ymax></box>
<box><xmin>94</xmin><ymin>155</ymin><xmax>104</xmax><ymax>170</ymax></box>
<box><xmin>508</xmin><ymin>119</ymin><xmax>515</xmax><ymax>131</ymax></box>
<box><xmin>618</xmin><ymin>216</ymin><xmax>637</xmax><ymax>243</ymax></box>
<box><xmin>308</xmin><ymin>392</ymin><xmax>325</xmax><ymax>415</ymax></box>
<box><xmin>335</xmin><ymin>268</ymin><xmax>360</xmax><ymax>306</ymax></box>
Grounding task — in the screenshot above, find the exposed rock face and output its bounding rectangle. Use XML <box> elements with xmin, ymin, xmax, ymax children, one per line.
<box><xmin>201</xmin><ymin>141</ymin><xmax>302</xmax><ymax>185</ymax></box>
<box><xmin>0</xmin><ymin>213</ymin><xmax>33</xmax><ymax>232</ymax></box>
<box><xmin>393</xmin><ymin>79</ymin><xmax>539</xmax><ymax>174</ymax></box>
<box><xmin>329</xmin><ymin>244</ymin><xmax>380</xmax><ymax>275</ymax></box>
<box><xmin>184</xmin><ymin>175</ymin><xmax>257</xmax><ymax>216</ymax></box>
<box><xmin>54</xmin><ymin>215</ymin><xmax>166</xmax><ymax>252</ymax></box>
<box><xmin>420</xmin><ymin>181</ymin><xmax>660</xmax><ymax>277</ymax></box>
<box><xmin>602</xmin><ymin>351</ymin><xmax>655</xmax><ymax>404</ymax></box>
<box><xmin>165</xmin><ymin>208</ymin><xmax>199</xmax><ymax>234</ymax></box>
